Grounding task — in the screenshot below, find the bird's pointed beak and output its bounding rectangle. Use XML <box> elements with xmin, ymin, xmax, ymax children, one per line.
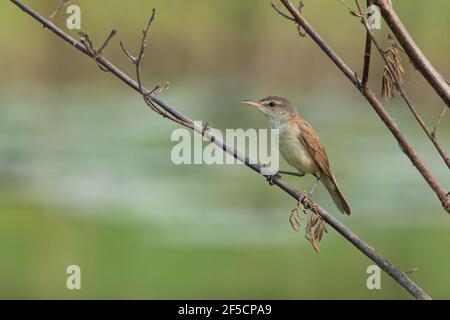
<box><xmin>241</xmin><ymin>100</ymin><xmax>263</xmax><ymax>110</ymax></box>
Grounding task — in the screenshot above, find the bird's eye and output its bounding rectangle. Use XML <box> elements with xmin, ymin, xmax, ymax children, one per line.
<box><xmin>268</xmin><ymin>101</ymin><xmax>276</xmax><ymax>107</ymax></box>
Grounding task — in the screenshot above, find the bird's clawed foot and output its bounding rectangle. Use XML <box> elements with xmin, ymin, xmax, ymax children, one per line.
<box><xmin>265</xmin><ymin>170</ymin><xmax>306</xmax><ymax>186</ymax></box>
<box><xmin>265</xmin><ymin>173</ymin><xmax>281</xmax><ymax>186</ymax></box>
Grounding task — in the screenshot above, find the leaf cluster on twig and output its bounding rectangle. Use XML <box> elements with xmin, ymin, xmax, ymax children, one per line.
<box><xmin>350</xmin><ymin>0</ymin><xmax>450</xmax><ymax>169</ymax></box>
<box><xmin>305</xmin><ymin>204</ymin><xmax>328</xmax><ymax>253</ymax></box>
<box><xmin>382</xmin><ymin>34</ymin><xmax>405</xmax><ymax>101</ymax></box>
<box><xmin>290</xmin><ymin>193</ymin><xmax>328</xmax><ymax>254</ymax></box>
<box><xmin>343</xmin><ymin>0</ymin><xmax>450</xmax><ymax>173</ymax></box>
<box><xmin>373</xmin><ymin>0</ymin><xmax>450</xmax><ymax>107</ymax></box>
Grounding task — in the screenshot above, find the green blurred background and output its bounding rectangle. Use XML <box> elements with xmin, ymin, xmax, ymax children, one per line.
<box><xmin>0</xmin><ymin>0</ymin><xmax>449</xmax><ymax>299</ymax></box>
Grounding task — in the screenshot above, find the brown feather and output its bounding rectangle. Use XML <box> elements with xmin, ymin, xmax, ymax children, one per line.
<box><xmin>296</xmin><ymin>118</ymin><xmax>333</xmax><ymax>179</ymax></box>
<box><xmin>296</xmin><ymin>118</ymin><xmax>351</xmax><ymax>215</ymax></box>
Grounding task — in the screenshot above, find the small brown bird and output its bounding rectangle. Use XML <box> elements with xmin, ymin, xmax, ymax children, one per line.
<box><xmin>242</xmin><ymin>96</ymin><xmax>351</xmax><ymax>215</ymax></box>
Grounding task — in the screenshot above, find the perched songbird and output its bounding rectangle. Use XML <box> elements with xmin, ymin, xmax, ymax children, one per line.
<box><xmin>242</xmin><ymin>96</ymin><xmax>351</xmax><ymax>215</ymax></box>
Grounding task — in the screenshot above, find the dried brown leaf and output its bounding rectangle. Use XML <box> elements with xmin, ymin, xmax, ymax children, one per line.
<box><xmin>314</xmin><ymin>224</ymin><xmax>324</xmax><ymax>242</ymax></box>
<box><xmin>309</xmin><ymin>237</ymin><xmax>320</xmax><ymax>253</ymax></box>
<box><xmin>310</xmin><ymin>214</ymin><xmax>319</xmax><ymax>228</ymax></box>
<box><xmin>381</xmin><ymin>36</ymin><xmax>405</xmax><ymax>101</ymax></box>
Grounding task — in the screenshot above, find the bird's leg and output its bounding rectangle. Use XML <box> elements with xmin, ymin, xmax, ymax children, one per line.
<box><xmin>308</xmin><ymin>172</ymin><xmax>321</xmax><ymax>197</ymax></box>
<box><xmin>266</xmin><ymin>170</ymin><xmax>306</xmax><ymax>186</ymax></box>
<box><xmin>278</xmin><ymin>170</ymin><xmax>306</xmax><ymax>178</ymax></box>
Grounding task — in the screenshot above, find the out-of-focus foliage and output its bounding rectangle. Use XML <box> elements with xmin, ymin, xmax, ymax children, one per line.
<box><xmin>0</xmin><ymin>0</ymin><xmax>449</xmax><ymax>299</ymax></box>
<box><xmin>1</xmin><ymin>0</ymin><xmax>449</xmax><ymax>89</ymax></box>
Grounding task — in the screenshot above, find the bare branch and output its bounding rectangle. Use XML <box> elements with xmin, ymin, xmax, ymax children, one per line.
<box><xmin>117</xmin><ymin>10</ymin><xmax>193</xmax><ymax>128</ymax></box>
<box><xmin>119</xmin><ymin>41</ymin><xmax>137</xmax><ymax>63</ymax></box>
<box><xmin>271</xmin><ymin>1</ymin><xmax>306</xmax><ymax>37</ymax></box>
<box><xmin>279</xmin><ymin>0</ymin><xmax>450</xmax><ymax>213</ymax></box>
<box><xmin>138</xmin><ymin>9</ymin><xmax>157</xmax><ymax>63</ymax></box>
<box><xmin>354</xmin><ymin>3</ymin><xmax>450</xmax><ymax>169</ymax></box>
<box><xmin>271</xmin><ymin>2</ymin><xmax>295</xmax><ymax>21</ymax></box>
<box><xmin>11</xmin><ymin>0</ymin><xmax>434</xmax><ymax>300</ymax></box>
<box><xmin>97</xmin><ymin>29</ymin><xmax>118</xmax><ymax>55</ymax></box>
<box><xmin>373</xmin><ymin>0</ymin><xmax>450</xmax><ymax>108</ymax></box>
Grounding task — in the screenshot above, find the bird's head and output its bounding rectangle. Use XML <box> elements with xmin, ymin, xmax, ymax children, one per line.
<box><xmin>242</xmin><ymin>96</ymin><xmax>298</xmax><ymax>123</ymax></box>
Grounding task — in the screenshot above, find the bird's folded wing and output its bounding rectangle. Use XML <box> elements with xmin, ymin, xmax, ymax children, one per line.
<box><xmin>297</xmin><ymin>120</ymin><xmax>333</xmax><ymax>179</ymax></box>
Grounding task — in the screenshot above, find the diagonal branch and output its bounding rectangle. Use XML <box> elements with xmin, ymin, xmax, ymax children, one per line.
<box><xmin>10</xmin><ymin>0</ymin><xmax>432</xmax><ymax>300</ymax></box>
<box><xmin>373</xmin><ymin>0</ymin><xmax>450</xmax><ymax>108</ymax></box>
<box><xmin>279</xmin><ymin>0</ymin><xmax>450</xmax><ymax>214</ymax></box>
<box><xmin>354</xmin><ymin>1</ymin><xmax>450</xmax><ymax>169</ymax></box>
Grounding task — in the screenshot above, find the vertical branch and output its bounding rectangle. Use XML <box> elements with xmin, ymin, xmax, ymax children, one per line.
<box><xmin>360</xmin><ymin>0</ymin><xmax>373</xmax><ymax>89</ymax></box>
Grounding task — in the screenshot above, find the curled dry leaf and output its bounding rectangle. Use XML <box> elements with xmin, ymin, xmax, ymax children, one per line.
<box><xmin>314</xmin><ymin>223</ymin><xmax>324</xmax><ymax>242</ymax></box>
<box><xmin>291</xmin><ymin>197</ymin><xmax>328</xmax><ymax>253</ymax></box>
<box><xmin>310</xmin><ymin>214</ymin><xmax>319</xmax><ymax>228</ymax></box>
<box><xmin>289</xmin><ymin>208</ymin><xmax>301</xmax><ymax>232</ymax></box>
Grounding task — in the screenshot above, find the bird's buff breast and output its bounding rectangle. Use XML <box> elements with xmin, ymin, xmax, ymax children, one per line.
<box><xmin>277</xmin><ymin>124</ymin><xmax>319</xmax><ymax>174</ymax></box>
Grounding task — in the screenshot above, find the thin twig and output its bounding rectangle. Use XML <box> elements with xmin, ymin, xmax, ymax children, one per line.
<box><xmin>271</xmin><ymin>1</ymin><xmax>306</xmax><ymax>37</ymax></box>
<box><xmin>97</xmin><ymin>29</ymin><xmax>118</xmax><ymax>55</ymax></box>
<box><xmin>49</xmin><ymin>0</ymin><xmax>69</xmax><ymax>20</ymax></box>
<box><xmin>136</xmin><ymin>9</ymin><xmax>156</xmax><ymax>92</ymax></box>
<box><xmin>339</xmin><ymin>0</ymin><xmax>363</xmax><ymax>17</ymax></box>
<box><xmin>271</xmin><ymin>2</ymin><xmax>295</xmax><ymax>21</ymax></box>
<box><xmin>354</xmin><ymin>0</ymin><xmax>450</xmax><ymax>169</ymax></box>
<box><xmin>78</xmin><ymin>31</ymin><xmax>110</xmax><ymax>72</ymax></box>
<box><xmin>279</xmin><ymin>0</ymin><xmax>449</xmax><ymax>214</ymax></box>
<box><xmin>403</xmin><ymin>267</ymin><xmax>418</xmax><ymax>274</ymax></box>
<box><xmin>432</xmin><ymin>106</ymin><xmax>446</xmax><ymax>138</ymax></box>
<box><xmin>11</xmin><ymin>0</ymin><xmax>432</xmax><ymax>301</ymax></box>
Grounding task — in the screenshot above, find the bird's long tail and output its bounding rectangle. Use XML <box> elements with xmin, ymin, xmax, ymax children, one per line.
<box><xmin>321</xmin><ymin>175</ymin><xmax>351</xmax><ymax>215</ymax></box>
